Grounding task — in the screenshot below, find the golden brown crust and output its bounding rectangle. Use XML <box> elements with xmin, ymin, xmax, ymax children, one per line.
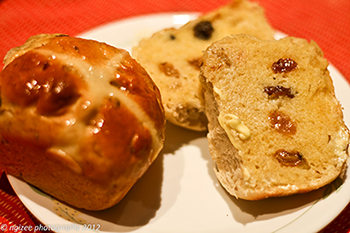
<box><xmin>0</xmin><ymin>34</ymin><xmax>166</xmax><ymax>210</ymax></box>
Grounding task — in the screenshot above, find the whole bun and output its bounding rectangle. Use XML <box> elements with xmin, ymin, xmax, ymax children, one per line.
<box><xmin>0</xmin><ymin>34</ymin><xmax>166</xmax><ymax>210</ymax></box>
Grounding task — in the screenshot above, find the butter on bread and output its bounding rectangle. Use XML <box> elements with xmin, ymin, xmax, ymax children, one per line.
<box><xmin>0</xmin><ymin>34</ymin><xmax>166</xmax><ymax>210</ymax></box>
<box><xmin>132</xmin><ymin>0</ymin><xmax>274</xmax><ymax>131</ymax></box>
<box><xmin>200</xmin><ymin>34</ymin><xmax>349</xmax><ymax>200</ymax></box>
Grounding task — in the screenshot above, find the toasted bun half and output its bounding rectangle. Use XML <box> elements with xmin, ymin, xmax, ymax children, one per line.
<box><xmin>200</xmin><ymin>34</ymin><xmax>349</xmax><ymax>200</ymax></box>
<box><xmin>133</xmin><ymin>0</ymin><xmax>274</xmax><ymax>131</ymax></box>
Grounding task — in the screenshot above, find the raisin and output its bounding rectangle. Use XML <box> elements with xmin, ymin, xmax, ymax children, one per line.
<box><xmin>159</xmin><ymin>62</ymin><xmax>180</xmax><ymax>78</ymax></box>
<box><xmin>109</xmin><ymin>80</ymin><xmax>121</xmax><ymax>88</ymax></box>
<box><xmin>0</xmin><ymin>51</ymin><xmax>83</xmax><ymax>116</ymax></box>
<box><xmin>264</xmin><ymin>86</ymin><xmax>294</xmax><ymax>98</ymax></box>
<box><xmin>170</xmin><ymin>34</ymin><xmax>176</xmax><ymax>40</ymax></box>
<box><xmin>42</xmin><ymin>61</ymin><xmax>50</xmax><ymax>70</ymax></box>
<box><xmin>109</xmin><ymin>96</ymin><xmax>121</xmax><ymax>108</ymax></box>
<box><xmin>272</xmin><ymin>58</ymin><xmax>297</xmax><ymax>73</ymax></box>
<box><xmin>187</xmin><ymin>57</ymin><xmax>202</xmax><ymax>70</ymax></box>
<box><xmin>36</xmin><ymin>78</ymin><xmax>81</xmax><ymax>116</ymax></box>
<box><xmin>274</xmin><ymin>150</ymin><xmax>303</xmax><ymax>167</ymax></box>
<box><xmin>269</xmin><ymin>111</ymin><xmax>297</xmax><ymax>135</ymax></box>
<box><xmin>193</xmin><ymin>21</ymin><xmax>214</xmax><ymax>40</ymax></box>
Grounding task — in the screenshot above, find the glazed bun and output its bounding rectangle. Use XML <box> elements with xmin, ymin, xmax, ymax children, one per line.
<box><xmin>0</xmin><ymin>34</ymin><xmax>166</xmax><ymax>210</ymax></box>
<box><xmin>200</xmin><ymin>34</ymin><xmax>349</xmax><ymax>200</ymax></box>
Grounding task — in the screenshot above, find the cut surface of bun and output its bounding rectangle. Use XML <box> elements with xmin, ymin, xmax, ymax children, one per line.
<box><xmin>133</xmin><ymin>0</ymin><xmax>274</xmax><ymax>131</ymax></box>
<box><xmin>200</xmin><ymin>34</ymin><xmax>349</xmax><ymax>200</ymax></box>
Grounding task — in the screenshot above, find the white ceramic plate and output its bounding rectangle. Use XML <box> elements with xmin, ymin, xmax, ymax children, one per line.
<box><xmin>8</xmin><ymin>13</ymin><xmax>350</xmax><ymax>233</ymax></box>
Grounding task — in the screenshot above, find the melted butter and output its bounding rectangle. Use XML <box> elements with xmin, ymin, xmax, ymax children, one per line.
<box><xmin>242</xmin><ymin>166</ymin><xmax>250</xmax><ymax>181</ymax></box>
<box><xmin>219</xmin><ymin>114</ymin><xmax>251</xmax><ymax>141</ymax></box>
<box><xmin>35</xmin><ymin>48</ymin><xmax>162</xmax><ymax>169</ymax></box>
<box><xmin>213</xmin><ymin>86</ymin><xmax>226</xmax><ymax>100</ymax></box>
<box><xmin>333</xmin><ymin>126</ymin><xmax>349</xmax><ymax>160</ymax></box>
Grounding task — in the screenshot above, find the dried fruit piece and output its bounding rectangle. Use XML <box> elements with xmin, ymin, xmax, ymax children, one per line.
<box><xmin>269</xmin><ymin>111</ymin><xmax>297</xmax><ymax>135</ymax></box>
<box><xmin>158</xmin><ymin>62</ymin><xmax>180</xmax><ymax>78</ymax></box>
<box><xmin>264</xmin><ymin>85</ymin><xmax>295</xmax><ymax>99</ymax></box>
<box><xmin>36</xmin><ymin>78</ymin><xmax>81</xmax><ymax>116</ymax></box>
<box><xmin>193</xmin><ymin>21</ymin><xmax>214</xmax><ymax>40</ymax></box>
<box><xmin>0</xmin><ymin>51</ymin><xmax>83</xmax><ymax>116</ymax></box>
<box><xmin>187</xmin><ymin>57</ymin><xmax>202</xmax><ymax>70</ymax></box>
<box><xmin>274</xmin><ymin>149</ymin><xmax>303</xmax><ymax>167</ymax></box>
<box><xmin>272</xmin><ymin>58</ymin><xmax>297</xmax><ymax>73</ymax></box>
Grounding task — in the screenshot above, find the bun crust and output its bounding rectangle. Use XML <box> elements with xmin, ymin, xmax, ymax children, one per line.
<box><xmin>0</xmin><ymin>34</ymin><xmax>166</xmax><ymax>210</ymax></box>
<box><xmin>133</xmin><ymin>0</ymin><xmax>274</xmax><ymax>131</ymax></box>
<box><xmin>200</xmin><ymin>34</ymin><xmax>349</xmax><ymax>200</ymax></box>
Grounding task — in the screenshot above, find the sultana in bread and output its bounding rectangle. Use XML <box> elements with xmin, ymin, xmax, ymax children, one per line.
<box><xmin>200</xmin><ymin>34</ymin><xmax>349</xmax><ymax>200</ymax></box>
<box><xmin>0</xmin><ymin>34</ymin><xmax>166</xmax><ymax>210</ymax></box>
<box><xmin>132</xmin><ymin>0</ymin><xmax>274</xmax><ymax>131</ymax></box>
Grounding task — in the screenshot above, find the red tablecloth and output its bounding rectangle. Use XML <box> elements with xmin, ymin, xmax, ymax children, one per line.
<box><xmin>0</xmin><ymin>0</ymin><xmax>350</xmax><ymax>232</ymax></box>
